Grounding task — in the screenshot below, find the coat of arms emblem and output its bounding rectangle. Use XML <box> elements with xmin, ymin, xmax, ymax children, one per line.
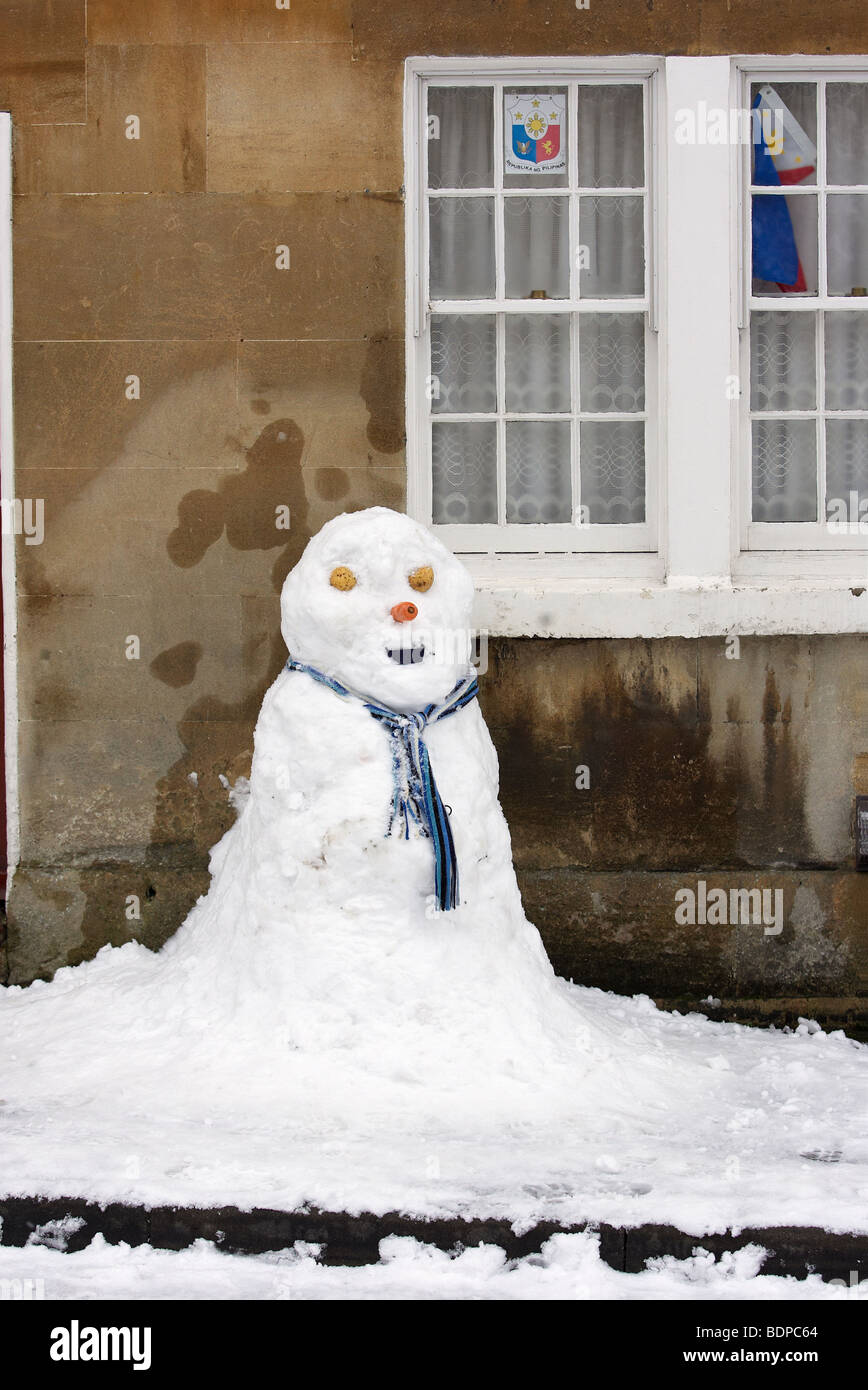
<box><xmin>505</xmin><ymin>92</ymin><xmax>567</xmax><ymax>175</ymax></box>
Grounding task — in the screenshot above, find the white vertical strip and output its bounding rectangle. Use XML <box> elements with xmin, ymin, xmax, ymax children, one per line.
<box><xmin>817</xmin><ymin>80</ymin><xmax>827</xmax><ymax>526</ymax></box>
<box><xmin>403</xmin><ymin>62</ymin><xmax>425</xmax><ymax>340</ymax></box>
<box><xmin>818</xmin><ymin>77</ymin><xmax>827</xmax><ymax>298</ymax></box>
<box><xmin>665</xmin><ymin>57</ymin><xmax>734</xmax><ymax>582</ymax></box>
<box><xmin>0</xmin><ymin>112</ymin><xmax>19</xmax><ymax>885</ymax></box>
<box><xmin>816</xmin><ymin>308</ymin><xmax>826</xmax><ymax>523</ymax></box>
<box><xmin>569</xmin><ymin>82</ymin><xmax>581</xmax><ymax>523</ymax></box>
<box><xmin>737</xmin><ymin>66</ymin><xmax>750</xmax><ymax>332</ymax></box>
<box><xmin>568</xmin><ymin>81</ymin><xmax>579</xmax><ymax>299</ymax></box>
<box><xmin>571</xmin><ymin>310</ymin><xmax>581</xmax><ymax>524</ymax></box>
<box><xmin>735</xmin><ymin>62</ymin><xmax>751</xmax><ymax>557</ymax></box>
<box><xmin>494</xmin><ymin>81</ymin><xmax>505</xmax><ymax>301</ymax></box>
<box><xmin>494</xmin><ymin>84</ymin><xmax>506</xmax><ymax>532</ymax></box>
<box><xmin>496</xmin><ymin>313</ymin><xmax>506</xmax><ymax>527</ymax></box>
<box><xmin>404</xmin><ymin>64</ymin><xmax>422</xmax><ymax>520</ymax></box>
<box><xmin>644</xmin><ymin>75</ymin><xmax>655</xmax><ymax>329</ymax></box>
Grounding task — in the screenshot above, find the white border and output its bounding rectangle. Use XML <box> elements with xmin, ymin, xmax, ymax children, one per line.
<box><xmin>0</xmin><ymin>112</ymin><xmax>17</xmax><ymax>888</ymax></box>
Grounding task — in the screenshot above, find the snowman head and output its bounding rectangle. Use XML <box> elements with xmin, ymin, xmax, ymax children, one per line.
<box><xmin>280</xmin><ymin>508</ymin><xmax>476</xmax><ymax>711</ymax></box>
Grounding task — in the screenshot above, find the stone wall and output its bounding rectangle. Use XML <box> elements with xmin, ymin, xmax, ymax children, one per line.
<box><xmin>1</xmin><ymin>1</ymin><xmax>866</xmax><ymax>1026</ymax></box>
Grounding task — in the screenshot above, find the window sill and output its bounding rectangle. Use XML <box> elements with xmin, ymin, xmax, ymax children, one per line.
<box><xmin>464</xmin><ymin>555</ymin><xmax>868</xmax><ymax>637</ymax></box>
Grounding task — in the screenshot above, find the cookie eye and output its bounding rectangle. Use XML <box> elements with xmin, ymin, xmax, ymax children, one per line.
<box><xmin>408</xmin><ymin>565</ymin><xmax>434</xmax><ymax>593</ymax></box>
<box><xmin>329</xmin><ymin>566</ymin><xmax>357</xmax><ymax>591</ymax></box>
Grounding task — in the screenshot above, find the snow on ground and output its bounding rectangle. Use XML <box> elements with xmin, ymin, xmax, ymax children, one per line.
<box><xmin>0</xmin><ymin>1232</ymin><xmax>863</xmax><ymax>1301</ymax></box>
<box><xmin>1</xmin><ymin>948</ymin><xmax>866</xmax><ymax>1238</ymax></box>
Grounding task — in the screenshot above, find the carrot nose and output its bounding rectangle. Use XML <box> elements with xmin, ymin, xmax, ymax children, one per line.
<box><xmin>391</xmin><ymin>601</ymin><xmax>418</xmax><ymax>623</ymax></box>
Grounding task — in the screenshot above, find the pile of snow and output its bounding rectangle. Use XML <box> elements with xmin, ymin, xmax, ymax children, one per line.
<box><xmin>0</xmin><ymin>1232</ymin><xmax>862</xmax><ymax>1302</ymax></box>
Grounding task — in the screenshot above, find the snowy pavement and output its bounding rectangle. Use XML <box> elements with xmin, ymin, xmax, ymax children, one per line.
<box><xmin>2</xmin><ymin>951</ymin><xmax>867</xmax><ymax>1239</ymax></box>
<box><xmin>1</xmin><ymin>1231</ymin><xmax>864</xmax><ymax>1301</ymax></box>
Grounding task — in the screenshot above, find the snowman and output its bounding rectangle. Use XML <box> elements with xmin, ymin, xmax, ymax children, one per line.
<box><xmin>164</xmin><ymin>505</ymin><xmax>585</xmax><ymax>1072</ymax></box>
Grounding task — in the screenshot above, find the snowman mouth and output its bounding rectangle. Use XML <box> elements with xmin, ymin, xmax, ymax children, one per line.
<box><xmin>386</xmin><ymin>644</ymin><xmax>426</xmax><ymax>666</ymax></box>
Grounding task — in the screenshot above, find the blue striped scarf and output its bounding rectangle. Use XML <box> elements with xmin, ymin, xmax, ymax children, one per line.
<box><xmin>285</xmin><ymin>658</ymin><xmax>479</xmax><ymax>912</ymax></box>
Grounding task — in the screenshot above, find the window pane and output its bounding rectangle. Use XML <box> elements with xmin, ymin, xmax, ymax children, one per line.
<box><xmin>577</xmin><ymin>85</ymin><xmax>644</xmax><ymax>188</ymax></box>
<box><xmin>505</xmin><ymin>420</ymin><xmax>572</xmax><ymax>522</ymax></box>
<box><xmin>826</xmin><ymin>420</ymin><xmax>868</xmax><ymax>518</ymax></box>
<box><xmin>579</xmin><ymin>196</ymin><xmax>644</xmax><ymax>297</ymax></box>
<box><xmin>505</xmin><ymin>315</ymin><xmax>571</xmax><ymax>413</ymax></box>
<box><xmin>751</xmin><ymin>193</ymin><xmax>817</xmax><ymax>294</ymax></box>
<box><xmin>427</xmin><ymin>88</ymin><xmax>493</xmax><ymax>190</ymax></box>
<box><xmin>504</xmin><ymin>196</ymin><xmax>570</xmax><ymax>299</ymax></box>
<box><xmin>750</xmin><ymin>82</ymin><xmax>817</xmax><ymax>187</ymax></box>
<box><xmin>429</xmin><ymin>198</ymin><xmax>495</xmax><ymax>298</ymax></box>
<box><xmin>503</xmin><ymin>88</ymin><xmax>568</xmax><ymax>189</ymax></box>
<box><xmin>827</xmin><ymin>84</ymin><xmax>868</xmax><ymax>186</ymax></box>
<box><xmin>752</xmin><ymin>419</ymin><xmax>817</xmax><ymax>521</ymax></box>
<box><xmin>580</xmin><ymin>420</ymin><xmax>645</xmax><ymax>522</ymax></box>
<box><xmin>432</xmin><ymin>422</ymin><xmax>497</xmax><ymax>523</ymax></box>
<box><xmin>750</xmin><ymin>311</ymin><xmax>816</xmax><ymax>410</ymax></box>
<box><xmin>580</xmin><ymin>313</ymin><xmax>645</xmax><ymax>412</ymax></box>
<box><xmin>825</xmin><ymin>312</ymin><xmax>868</xmax><ymax>410</ymax></box>
<box><xmin>827</xmin><ymin>194</ymin><xmax>868</xmax><ymax>297</ymax></box>
<box><xmin>430</xmin><ymin>315</ymin><xmax>496</xmax><ymax>414</ymax></box>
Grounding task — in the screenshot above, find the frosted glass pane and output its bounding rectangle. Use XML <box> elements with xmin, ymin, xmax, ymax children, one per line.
<box><xmin>751</xmin><ymin>193</ymin><xmax>817</xmax><ymax>295</ymax></box>
<box><xmin>432</xmin><ymin>422</ymin><xmax>497</xmax><ymax>523</ymax></box>
<box><xmin>429</xmin><ymin>198</ymin><xmax>495</xmax><ymax>299</ymax></box>
<box><xmin>826</xmin><ymin>420</ymin><xmax>868</xmax><ymax>516</ymax></box>
<box><xmin>827</xmin><ymin>84</ymin><xmax>868</xmax><ymax>186</ymax></box>
<box><xmin>827</xmin><ymin>195</ymin><xmax>868</xmax><ymax>297</ymax></box>
<box><xmin>750</xmin><ymin>311</ymin><xmax>816</xmax><ymax>410</ymax></box>
<box><xmin>580</xmin><ymin>314</ymin><xmax>644</xmax><ymax>412</ymax></box>
<box><xmin>579</xmin><ymin>196</ymin><xmax>644</xmax><ymax>297</ymax></box>
<box><xmin>752</xmin><ymin>419</ymin><xmax>817</xmax><ymax>521</ymax></box>
<box><xmin>504</xmin><ymin>196</ymin><xmax>570</xmax><ymax>299</ymax></box>
<box><xmin>430</xmin><ymin>315</ymin><xmax>496</xmax><ymax>414</ymax></box>
<box><xmin>505</xmin><ymin>421</ymin><xmax>572</xmax><ymax>523</ymax></box>
<box><xmin>580</xmin><ymin>421</ymin><xmax>645</xmax><ymax>523</ymax></box>
<box><xmin>750</xmin><ymin>82</ymin><xmax>817</xmax><ymax>187</ymax></box>
<box><xmin>825</xmin><ymin>313</ymin><xmax>868</xmax><ymax>410</ymax></box>
<box><xmin>427</xmin><ymin>87</ymin><xmax>493</xmax><ymax>190</ymax></box>
<box><xmin>577</xmin><ymin>85</ymin><xmax>644</xmax><ymax>188</ymax></box>
<box><xmin>505</xmin><ymin>315</ymin><xmax>571</xmax><ymax>413</ymax></box>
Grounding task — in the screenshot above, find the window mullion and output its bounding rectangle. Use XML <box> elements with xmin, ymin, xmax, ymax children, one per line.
<box><xmin>494</xmin><ymin>80</ymin><xmax>505</xmax><ymax>301</ymax></box>
<box><xmin>818</xmin><ymin>77</ymin><xmax>828</xmax><ymax>299</ymax></box>
<box><xmin>568</xmin><ymin>81</ymin><xmax>579</xmax><ymax>301</ymax></box>
<box><xmin>494</xmin><ymin>81</ymin><xmax>506</xmax><ymax>530</ymax></box>
<box><xmin>817</xmin><ymin>307</ymin><xmax>826</xmax><ymax>524</ymax></box>
<box><xmin>496</xmin><ymin>314</ymin><xmax>506</xmax><ymax>527</ymax></box>
<box><xmin>568</xmin><ymin>82</ymin><xmax>581</xmax><ymax>527</ymax></box>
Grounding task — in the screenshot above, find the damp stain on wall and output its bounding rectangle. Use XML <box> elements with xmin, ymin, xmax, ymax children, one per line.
<box><xmin>166</xmin><ymin>417</ymin><xmax>310</xmax><ymax>591</ymax></box>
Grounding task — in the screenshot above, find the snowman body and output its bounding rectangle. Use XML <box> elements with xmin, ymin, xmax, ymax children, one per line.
<box><xmin>168</xmin><ymin>507</ymin><xmax>570</xmax><ymax>1066</ymax></box>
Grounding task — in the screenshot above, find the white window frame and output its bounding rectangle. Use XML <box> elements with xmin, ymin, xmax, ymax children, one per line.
<box><xmin>404</xmin><ymin>55</ymin><xmax>664</xmax><ymax>577</ymax></box>
<box><xmin>736</xmin><ymin>59</ymin><xmax>868</xmax><ymax>554</ymax></box>
<box><xmin>404</xmin><ymin>56</ymin><xmax>868</xmax><ymax>638</ymax></box>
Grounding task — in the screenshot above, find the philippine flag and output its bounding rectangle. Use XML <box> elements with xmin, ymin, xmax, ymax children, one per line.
<box><xmin>751</xmin><ymin>89</ymin><xmax>816</xmax><ymax>293</ymax></box>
